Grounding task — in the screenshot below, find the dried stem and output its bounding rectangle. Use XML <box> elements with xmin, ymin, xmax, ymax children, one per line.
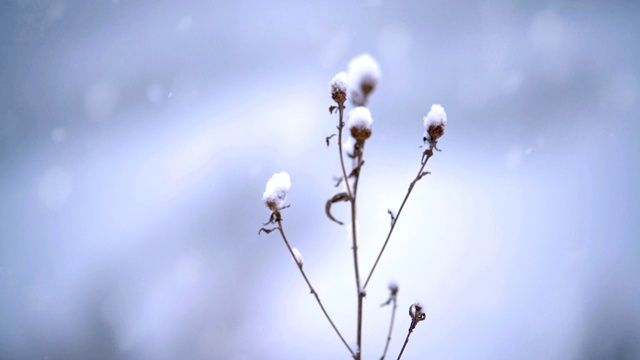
<box><xmin>351</xmin><ymin>149</ymin><xmax>364</xmax><ymax>359</ymax></box>
<box><xmin>380</xmin><ymin>295</ymin><xmax>398</xmax><ymax>360</ymax></box>
<box><xmin>337</xmin><ymin>104</ymin><xmax>354</xmax><ymax>201</ymax></box>
<box><xmin>275</xmin><ymin>216</ymin><xmax>356</xmax><ymax>358</ymax></box>
<box><xmin>363</xmin><ymin>148</ymin><xmax>434</xmax><ymax>289</ymax></box>
<box><xmin>396</xmin><ymin>328</ymin><xmax>413</xmax><ymax>360</ymax></box>
<box><xmin>336</xmin><ymin>103</ymin><xmax>364</xmax><ymax>359</ymax></box>
<box><xmin>396</xmin><ymin>303</ymin><xmax>425</xmax><ymax>360</ymax></box>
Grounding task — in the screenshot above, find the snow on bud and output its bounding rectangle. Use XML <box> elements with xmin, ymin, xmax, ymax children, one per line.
<box><xmin>409</xmin><ymin>299</ymin><xmax>427</xmax><ymax>325</ymax></box>
<box><xmin>346</xmin><ymin>220</ymin><xmax>360</xmax><ymax>240</ymax></box>
<box><xmin>348</xmin><ymin>54</ymin><xmax>381</xmax><ymax>105</ymax></box>
<box><xmin>329</xmin><ymin>71</ymin><xmax>348</xmax><ymax>105</ymax></box>
<box><xmin>291</xmin><ymin>247</ymin><xmax>304</xmax><ymax>267</ymax></box>
<box><xmin>343</xmin><ymin>135</ymin><xmax>356</xmax><ymax>158</ymax></box>
<box><xmin>388</xmin><ymin>280</ymin><xmax>399</xmax><ymax>296</ymax></box>
<box><xmin>351</xmin><ymin>342</ymin><xmax>360</xmax><ymax>356</ymax></box>
<box><xmin>423</xmin><ymin>104</ymin><xmax>447</xmax><ymax>143</ymax></box>
<box><xmin>262</xmin><ymin>171</ymin><xmax>291</xmax><ymax>211</ymax></box>
<box><xmin>347</xmin><ymin>107</ymin><xmax>373</xmax><ymax>141</ymax></box>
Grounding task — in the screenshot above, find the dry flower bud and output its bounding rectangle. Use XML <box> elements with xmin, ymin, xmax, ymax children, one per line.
<box><xmin>423</xmin><ymin>104</ymin><xmax>447</xmax><ymax>144</ymax></box>
<box><xmin>329</xmin><ymin>72</ymin><xmax>348</xmax><ymax>105</ymax></box>
<box><xmin>347</xmin><ymin>54</ymin><xmax>381</xmax><ymax>106</ymax></box>
<box><xmin>409</xmin><ymin>299</ymin><xmax>427</xmax><ymax>326</ymax></box>
<box><xmin>262</xmin><ymin>171</ymin><xmax>291</xmax><ymax>211</ymax></box>
<box><xmin>347</xmin><ymin>106</ymin><xmax>373</xmax><ymax>141</ymax></box>
<box><xmin>388</xmin><ymin>280</ymin><xmax>399</xmax><ymax>296</ymax></box>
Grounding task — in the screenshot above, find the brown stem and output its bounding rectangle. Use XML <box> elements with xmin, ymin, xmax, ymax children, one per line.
<box><xmin>363</xmin><ymin>150</ymin><xmax>433</xmax><ymax>289</ymax></box>
<box><xmin>276</xmin><ymin>217</ymin><xmax>356</xmax><ymax>358</ymax></box>
<box><xmin>380</xmin><ymin>295</ymin><xmax>398</xmax><ymax>360</ymax></box>
<box><xmin>396</xmin><ymin>328</ymin><xmax>413</xmax><ymax>360</ymax></box>
<box><xmin>351</xmin><ymin>148</ymin><xmax>364</xmax><ymax>359</ymax></box>
<box><xmin>336</xmin><ymin>103</ymin><xmax>364</xmax><ymax>359</ymax></box>
<box><xmin>337</xmin><ymin>104</ymin><xmax>353</xmax><ymax>201</ymax></box>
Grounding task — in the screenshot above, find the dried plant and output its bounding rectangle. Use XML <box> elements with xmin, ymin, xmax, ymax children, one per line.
<box><xmin>260</xmin><ymin>53</ymin><xmax>447</xmax><ymax>359</ymax></box>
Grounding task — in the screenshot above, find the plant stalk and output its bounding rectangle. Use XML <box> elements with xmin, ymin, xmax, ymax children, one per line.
<box><xmin>363</xmin><ymin>151</ymin><xmax>433</xmax><ymax>289</ymax></box>
<box><xmin>380</xmin><ymin>295</ymin><xmax>398</xmax><ymax>360</ymax></box>
<box><xmin>276</xmin><ymin>217</ymin><xmax>356</xmax><ymax>358</ymax></box>
<box><xmin>336</xmin><ymin>104</ymin><xmax>364</xmax><ymax>359</ymax></box>
<box><xmin>396</xmin><ymin>328</ymin><xmax>413</xmax><ymax>360</ymax></box>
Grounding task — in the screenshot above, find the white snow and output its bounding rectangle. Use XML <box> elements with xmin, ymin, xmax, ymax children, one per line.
<box><xmin>291</xmin><ymin>247</ymin><xmax>304</xmax><ymax>267</ymax></box>
<box><xmin>262</xmin><ymin>171</ymin><xmax>291</xmax><ymax>210</ymax></box>
<box><xmin>346</xmin><ymin>220</ymin><xmax>360</xmax><ymax>240</ymax></box>
<box><xmin>423</xmin><ymin>104</ymin><xmax>447</xmax><ymax>142</ymax></box>
<box><xmin>347</xmin><ymin>54</ymin><xmax>381</xmax><ymax>91</ymax></box>
<box><xmin>329</xmin><ymin>71</ymin><xmax>348</xmax><ymax>98</ymax></box>
<box><xmin>423</xmin><ymin>104</ymin><xmax>447</xmax><ymax>129</ymax></box>
<box><xmin>342</xmin><ymin>135</ymin><xmax>355</xmax><ymax>157</ymax></box>
<box><xmin>347</xmin><ymin>107</ymin><xmax>373</xmax><ymax>132</ymax></box>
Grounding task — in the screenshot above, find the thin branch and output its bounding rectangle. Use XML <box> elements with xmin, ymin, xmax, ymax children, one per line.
<box><xmin>380</xmin><ymin>295</ymin><xmax>398</xmax><ymax>360</ymax></box>
<box><xmin>363</xmin><ymin>148</ymin><xmax>434</xmax><ymax>289</ymax></box>
<box><xmin>396</xmin><ymin>328</ymin><xmax>413</xmax><ymax>360</ymax></box>
<box><xmin>350</xmin><ymin>146</ymin><xmax>365</xmax><ymax>360</ymax></box>
<box><xmin>275</xmin><ymin>217</ymin><xmax>356</xmax><ymax>358</ymax></box>
<box><xmin>336</xmin><ymin>102</ymin><xmax>364</xmax><ymax>359</ymax></box>
<box><xmin>337</xmin><ymin>104</ymin><xmax>354</xmax><ymax>201</ymax></box>
<box><xmin>396</xmin><ymin>302</ymin><xmax>426</xmax><ymax>360</ymax></box>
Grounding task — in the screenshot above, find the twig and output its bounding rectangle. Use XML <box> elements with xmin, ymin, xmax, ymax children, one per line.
<box><xmin>397</xmin><ymin>301</ymin><xmax>426</xmax><ymax>360</ymax></box>
<box><xmin>275</xmin><ymin>216</ymin><xmax>356</xmax><ymax>358</ymax></box>
<box><xmin>380</xmin><ymin>294</ymin><xmax>398</xmax><ymax>360</ymax></box>
<box><xmin>350</xmin><ymin>147</ymin><xmax>365</xmax><ymax>359</ymax></box>
<box><xmin>363</xmin><ymin>148</ymin><xmax>434</xmax><ymax>289</ymax></box>
<box><xmin>337</xmin><ymin>104</ymin><xmax>353</xmax><ymax>201</ymax></box>
<box><xmin>337</xmin><ymin>104</ymin><xmax>365</xmax><ymax>359</ymax></box>
<box><xmin>396</xmin><ymin>328</ymin><xmax>413</xmax><ymax>360</ymax></box>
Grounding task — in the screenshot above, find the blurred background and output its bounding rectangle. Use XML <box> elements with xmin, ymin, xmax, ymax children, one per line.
<box><xmin>1</xmin><ymin>0</ymin><xmax>639</xmax><ymax>359</ymax></box>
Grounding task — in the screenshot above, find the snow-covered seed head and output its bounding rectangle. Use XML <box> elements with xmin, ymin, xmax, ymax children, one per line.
<box><xmin>347</xmin><ymin>106</ymin><xmax>373</xmax><ymax>141</ymax></box>
<box><xmin>292</xmin><ymin>247</ymin><xmax>304</xmax><ymax>267</ymax></box>
<box><xmin>423</xmin><ymin>104</ymin><xmax>447</xmax><ymax>143</ymax></box>
<box><xmin>409</xmin><ymin>299</ymin><xmax>427</xmax><ymax>323</ymax></box>
<box><xmin>347</xmin><ymin>54</ymin><xmax>381</xmax><ymax>105</ymax></box>
<box><xmin>388</xmin><ymin>280</ymin><xmax>399</xmax><ymax>296</ymax></box>
<box><xmin>262</xmin><ymin>171</ymin><xmax>291</xmax><ymax>211</ymax></box>
<box><xmin>329</xmin><ymin>71</ymin><xmax>348</xmax><ymax>105</ymax></box>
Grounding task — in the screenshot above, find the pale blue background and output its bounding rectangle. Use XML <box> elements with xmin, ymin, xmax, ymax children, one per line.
<box><xmin>1</xmin><ymin>0</ymin><xmax>639</xmax><ymax>359</ymax></box>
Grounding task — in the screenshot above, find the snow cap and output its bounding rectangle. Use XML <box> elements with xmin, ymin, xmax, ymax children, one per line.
<box><xmin>329</xmin><ymin>71</ymin><xmax>348</xmax><ymax>104</ymax></box>
<box><xmin>292</xmin><ymin>247</ymin><xmax>304</xmax><ymax>267</ymax></box>
<box><xmin>423</xmin><ymin>104</ymin><xmax>447</xmax><ymax>143</ymax></box>
<box><xmin>388</xmin><ymin>280</ymin><xmax>399</xmax><ymax>296</ymax></box>
<box><xmin>347</xmin><ymin>54</ymin><xmax>381</xmax><ymax>106</ymax></box>
<box><xmin>346</xmin><ymin>220</ymin><xmax>360</xmax><ymax>240</ymax></box>
<box><xmin>409</xmin><ymin>298</ymin><xmax>427</xmax><ymax>322</ymax></box>
<box><xmin>347</xmin><ymin>106</ymin><xmax>373</xmax><ymax>141</ymax></box>
<box><xmin>262</xmin><ymin>171</ymin><xmax>291</xmax><ymax>211</ymax></box>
